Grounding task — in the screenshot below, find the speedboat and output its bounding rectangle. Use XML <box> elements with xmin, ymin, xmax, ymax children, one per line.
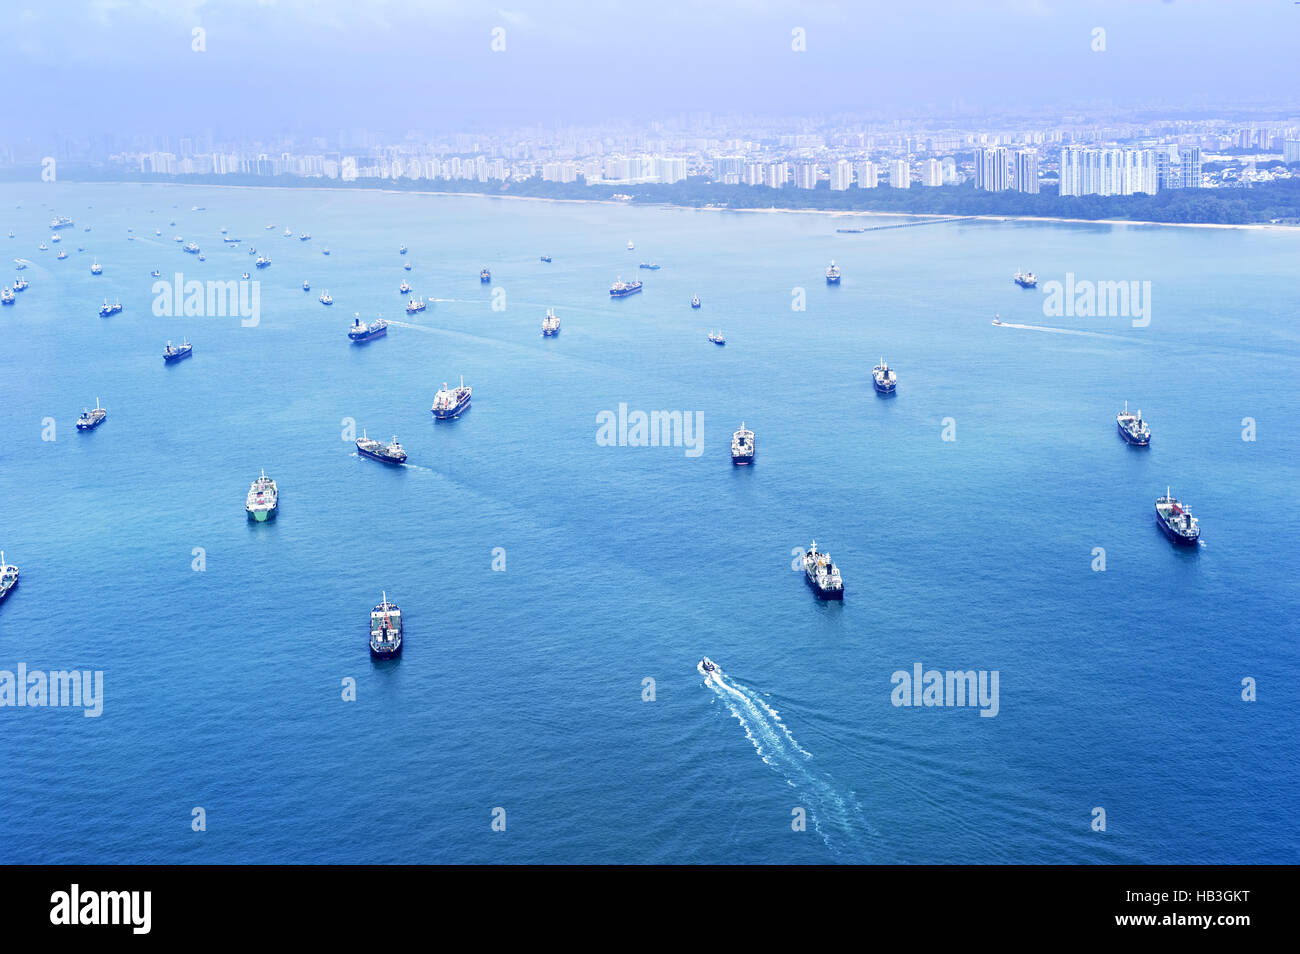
<box><xmin>698</xmin><ymin>657</ymin><xmax>718</xmax><ymax>678</ymax></box>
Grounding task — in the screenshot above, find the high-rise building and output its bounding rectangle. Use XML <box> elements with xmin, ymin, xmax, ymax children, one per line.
<box><xmin>830</xmin><ymin>160</ymin><xmax>852</xmax><ymax>191</ymax></box>
<box><xmin>920</xmin><ymin>158</ymin><xmax>943</xmax><ymax>187</ymax></box>
<box><xmin>765</xmin><ymin>162</ymin><xmax>788</xmax><ymax>189</ymax></box>
<box><xmin>853</xmin><ymin>160</ymin><xmax>877</xmax><ymax>188</ymax></box>
<box><xmin>974</xmin><ymin>147</ymin><xmax>1009</xmax><ymax>191</ymax></box>
<box><xmin>1284</xmin><ymin>140</ymin><xmax>1300</xmax><ymax>163</ymax></box>
<box><xmin>794</xmin><ymin>163</ymin><xmax>820</xmax><ymax>190</ymax></box>
<box><xmin>1013</xmin><ymin>150</ymin><xmax>1039</xmax><ymax>194</ymax></box>
<box><xmin>889</xmin><ymin>159</ymin><xmax>909</xmax><ymax>189</ymax></box>
<box><xmin>1061</xmin><ymin>146</ymin><xmax>1158</xmax><ymax>196</ymax></box>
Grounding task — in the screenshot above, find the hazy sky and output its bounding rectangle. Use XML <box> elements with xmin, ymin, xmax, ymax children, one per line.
<box><xmin>6</xmin><ymin>0</ymin><xmax>1298</xmax><ymax>141</ymax></box>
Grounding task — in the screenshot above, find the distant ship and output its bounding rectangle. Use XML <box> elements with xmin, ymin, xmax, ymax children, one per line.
<box><xmin>13</xmin><ymin>260</ymin><xmax>27</xmax><ymax>270</ymax></box>
<box><xmin>803</xmin><ymin>540</ymin><xmax>844</xmax><ymax>599</ymax></box>
<box><xmin>991</xmin><ymin>314</ymin><xmax>1003</xmax><ymax>326</ymax></box>
<box><xmin>0</xmin><ymin>551</ymin><xmax>18</xmax><ymax>606</ymax></box>
<box><xmin>50</xmin><ymin>216</ymin><xmax>74</xmax><ymax>230</ymax></box>
<box><xmin>266</xmin><ymin>224</ymin><xmax>276</xmax><ymax>230</ymax></box>
<box><xmin>163</xmin><ymin>339</ymin><xmax>193</xmax><ymax>362</ymax></box>
<box><xmin>302</xmin><ymin>281</ymin><xmax>310</xmax><ymax>291</ymax></box>
<box><xmin>369</xmin><ymin>592</ymin><xmax>403</xmax><ymax>658</ymax></box>
<box><xmin>708</xmin><ymin>330</ymin><xmax>725</xmax><ymax>345</ymax></box>
<box><xmin>627</xmin><ymin>240</ymin><xmax>635</xmax><ymax>250</ymax></box>
<box><xmin>431</xmin><ymin>376</ymin><xmax>471</xmax><ymax>420</ymax></box>
<box><xmin>639</xmin><ymin>262</ymin><xmax>660</xmax><ymax>270</ymax></box>
<box><xmin>403</xmin><ymin>261</ymin><xmax>411</xmax><ymax>271</ymax></box>
<box><xmin>835</xmin><ymin>227</ymin><xmax>866</xmax><ymax>233</ymax></box>
<box><xmin>356</xmin><ymin>430</ymin><xmax>407</xmax><ymax>465</ymax></box>
<box><xmin>399</xmin><ymin>280</ymin><xmax>411</xmax><ymax>294</ymax></box>
<box><xmin>245</xmin><ymin>470</ymin><xmax>278</xmax><ymax>522</ymax></box>
<box><xmin>98</xmin><ymin>299</ymin><xmax>123</xmax><ymax>317</ymax></box>
<box><xmin>405</xmin><ymin>298</ymin><xmax>426</xmax><ymax>314</ymax></box>
<box><xmin>222</xmin><ymin>235</ymin><xmax>240</xmax><ymax>243</ymax></box>
<box><xmin>241</xmin><ymin>272</ymin><xmax>251</xmax><ymax>280</ymax></box>
<box><xmin>183</xmin><ymin>242</ymin><xmax>200</xmax><ymax>254</ymax></box>
<box><xmin>872</xmin><ymin>358</ymin><xmax>897</xmax><ymax>394</ymax></box>
<box><xmin>197</xmin><ymin>254</ymin><xmax>205</xmax><ymax>261</ymax></box>
<box><xmin>283</xmin><ymin>228</ymin><xmax>293</xmax><ymax>237</ymax></box>
<box><xmin>90</xmin><ymin>260</ymin><xmax>102</xmax><ymax>275</ymax></box>
<box><xmin>542</xmin><ymin>308</ymin><xmax>560</xmax><ymax>336</ymax></box>
<box><xmin>12</xmin><ymin>277</ymin><xmax>27</xmax><ymax>292</ymax></box>
<box><xmin>50</xmin><ymin>234</ymin><xmax>61</xmax><ymax>243</ymax></box>
<box><xmin>322</xmin><ymin>248</ymin><xmax>330</xmax><ymax>256</ymax></box>
<box><xmin>255</xmin><ymin>256</ymin><xmax>271</xmax><ymax>268</ymax></box>
<box><xmin>691</xmin><ymin>295</ymin><xmax>701</xmax><ymax>308</ymax></box>
<box><xmin>348</xmin><ymin>314</ymin><xmax>388</xmax><ymax>342</ymax></box>
<box><xmin>540</xmin><ymin>255</ymin><xmax>552</xmax><ymax>263</ymax></box>
<box><xmin>76</xmin><ymin>398</ymin><xmax>107</xmax><ymax>431</ymax></box>
<box><xmin>151</xmin><ymin>269</ymin><xmax>161</xmax><ymax>277</ymax></box>
<box><xmin>37</xmin><ymin>242</ymin><xmax>47</xmax><ymax>251</ymax></box>
<box><xmin>826</xmin><ymin>261</ymin><xmax>841</xmax><ymax>284</ymax></box>
<box><xmin>1155</xmin><ymin>487</ymin><xmax>1200</xmax><ymax>546</ymax></box>
<box><xmin>610</xmin><ymin>277</ymin><xmax>643</xmax><ymax>297</ymax></box>
<box><xmin>319</xmin><ymin>291</ymin><xmax>333</xmax><ymax>305</ymax></box>
<box><xmin>398</xmin><ymin>245</ymin><xmax>407</xmax><ymax>255</ymax></box>
<box><xmin>174</xmin><ymin>236</ymin><xmax>184</xmax><ymax>243</ymax></box>
<box><xmin>1116</xmin><ymin>402</ymin><xmax>1150</xmax><ymax>446</ymax></box>
<box><xmin>731</xmin><ymin>423</ymin><xmax>755</xmax><ymax>465</ymax></box>
<box><xmin>698</xmin><ymin>657</ymin><xmax>718</xmax><ymax>680</ymax></box>
<box><xmin>298</xmin><ymin>233</ymin><xmax>310</xmax><ymax>241</ymax></box>
<box><xmin>1013</xmin><ymin>269</ymin><xmax>1038</xmax><ymax>288</ymax></box>
<box><xmin>480</xmin><ymin>267</ymin><xmax>491</xmax><ymax>282</ymax></box>
<box><xmin>0</xmin><ymin>287</ymin><xmax>13</xmax><ymax>305</ymax></box>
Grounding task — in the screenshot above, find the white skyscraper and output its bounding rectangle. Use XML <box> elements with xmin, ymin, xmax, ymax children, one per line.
<box><xmin>889</xmin><ymin>159</ymin><xmax>910</xmax><ymax>189</ymax></box>
<box><xmin>920</xmin><ymin>158</ymin><xmax>942</xmax><ymax>187</ymax></box>
<box><xmin>854</xmin><ymin>161</ymin><xmax>878</xmax><ymax>188</ymax></box>
<box><xmin>830</xmin><ymin>160</ymin><xmax>852</xmax><ymax>191</ymax></box>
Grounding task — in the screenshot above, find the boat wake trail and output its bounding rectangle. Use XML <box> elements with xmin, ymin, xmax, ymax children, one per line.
<box><xmin>993</xmin><ymin>320</ymin><xmax>1133</xmax><ymax>341</ymax></box>
<box><xmin>699</xmin><ymin>659</ymin><xmax>871</xmax><ymax>856</ymax></box>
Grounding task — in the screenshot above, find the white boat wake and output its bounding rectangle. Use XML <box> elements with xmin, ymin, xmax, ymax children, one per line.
<box><xmin>992</xmin><ymin>319</ymin><xmax>1133</xmax><ymax>341</ymax></box>
<box><xmin>699</xmin><ymin>658</ymin><xmax>871</xmax><ymax>855</ymax></box>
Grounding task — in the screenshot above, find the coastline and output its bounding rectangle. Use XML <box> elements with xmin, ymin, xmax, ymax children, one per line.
<box><xmin>55</xmin><ymin>179</ymin><xmax>1300</xmax><ymax>233</ymax></box>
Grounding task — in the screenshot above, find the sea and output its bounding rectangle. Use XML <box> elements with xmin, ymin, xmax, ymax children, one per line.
<box><xmin>1</xmin><ymin>182</ymin><xmax>1297</xmax><ymax>864</ymax></box>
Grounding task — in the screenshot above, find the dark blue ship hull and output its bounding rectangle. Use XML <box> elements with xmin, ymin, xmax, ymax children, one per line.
<box><xmin>348</xmin><ymin>328</ymin><xmax>387</xmax><ymax>342</ymax></box>
<box><xmin>873</xmin><ymin>379</ymin><xmax>896</xmax><ymax>394</ymax></box>
<box><xmin>826</xmin><ymin>276</ymin><xmax>840</xmax><ymax>285</ymax></box>
<box><xmin>610</xmin><ymin>285</ymin><xmax>643</xmax><ymax>297</ymax></box>
<box><xmin>1156</xmin><ymin>515</ymin><xmax>1199</xmax><ymax>546</ymax></box>
<box><xmin>804</xmin><ymin>573</ymin><xmax>844</xmax><ymax>600</ymax></box>
<box><xmin>163</xmin><ymin>349</ymin><xmax>193</xmax><ymax>363</ymax></box>
<box><xmin>432</xmin><ymin>395</ymin><xmax>471</xmax><ymax>420</ymax></box>
<box><xmin>1118</xmin><ymin>422</ymin><xmax>1150</xmax><ymax>445</ymax></box>
<box><xmin>369</xmin><ymin>640</ymin><xmax>402</xmax><ymax>658</ymax></box>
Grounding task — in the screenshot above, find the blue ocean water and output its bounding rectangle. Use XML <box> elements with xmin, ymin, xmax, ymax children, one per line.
<box><xmin>1</xmin><ymin>183</ymin><xmax>1297</xmax><ymax>864</ymax></box>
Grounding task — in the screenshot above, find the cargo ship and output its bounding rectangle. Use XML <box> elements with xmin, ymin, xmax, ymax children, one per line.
<box><xmin>98</xmin><ymin>299</ymin><xmax>123</xmax><ymax>317</ymax></box>
<box><xmin>245</xmin><ymin>470</ymin><xmax>278</xmax><ymax>522</ymax></box>
<box><xmin>369</xmin><ymin>592</ymin><xmax>403</xmax><ymax>658</ymax></box>
<box><xmin>480</xmin><ymin>267</ymin><xmax>491</xmax><ymax>282</ymax></box>
<box><xmin>1013</xmin><ymin>269</ymin><xmax>1037</xmax><ymax>288</ymax></box>
<box><xmin>0</xmin><ymin>287</ymin><xmax>13</xmax><ymax>305</ymax></box>
<box><xmin>319</xmin><ymin>290</ymin><xmax>333</xmax><ymax>305</ymax></box>
<box><xmin>399</xmin><ymin>280</ymin><xmax>411</xmax><ymax>294</ymax></box>
<box><xmin>183</xmin><ymin>242</ymin><xmax>200</xmax><ymax>254</ymax></box>
<box><xmin>542</xmin><ymin>308</ymin><xmax>560</xmax><ymax>336</ymax></box>
<box><xmin>731</xmin><ymin>423</ymin><xmax>755</xmax><ymax>465</ymax></box>
<box><xmin>163</xmin><ymin>339</ymin><xmax>193</xmax><ymax>362</ymax></box>
<box><xmin>610</xmin><ymin>277</ymin><xmax>643</xmax><ymax>297</ymax></box>
<box><xmin>691</xmin><ymin>295</ymin><xmax>701</xmax><ymax>308</ymax></box>
<box><xmin>431</xmin><ymin>376</ymin><xmax>471</xmax><ymax>420</ymax></box>
<box><xmin>76</xmin><ymin>398</ymin><xmax>107</xmax><ymax>430</ymax></box>
<box><xmin>50</xmin><ymin>216</ymin><xmax>74</xmax><ymax>230</ymax></box>
<box><xmin>0</xmin><ymin>552</ymin><xmax>18</xmax><ymax>605</ymax></box>
<box><xmin>356</xmin><ymin>430</ymin><xmax>407</xmax><ymax>464</ymax></box>
<box><xmin>348</xmin><ymin>314</ymin><xmax>387</xmax><ymax>342</ymax></box>
<box><xmin>90</xmin><ymin>260</ymin><xmax>102</xmax><ymax>275</ymax></box>
<box><xmin>803</xmin><ymin>540</ymin><xmax>844</xmax><ymax>599</ymax></box>
<box><xmin>1155</xmin><ymin>488</ymin><xmax>1200</xmax><ymax>545</ymax></box>
<box><xmin>255</xmin><ymin>255</ymin><xmax>271</xmax><ymax>269</ymax></box>
<box><xmin>1116</xmin><ymin>402</ymin><xmax>1150</xmax><ymax>446</ymax></box>
<box><xmin>826</xmin><ymin>261</ymin><xmax>841</xmax><ymax>284</ymax></box>
<box><xmin>707</xmin><ymin>330</ymin><xmax>725</xmax><ymax>345</ymax></box>
<box><xmin>405</xmin><ymin>298</ymin><xmax>426</xmax><ymax>314</ymax></box>
<box><xmin>872</xmin><ymin>358</ymin><xmax>897</xmax><ymax>394</ymax></box>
